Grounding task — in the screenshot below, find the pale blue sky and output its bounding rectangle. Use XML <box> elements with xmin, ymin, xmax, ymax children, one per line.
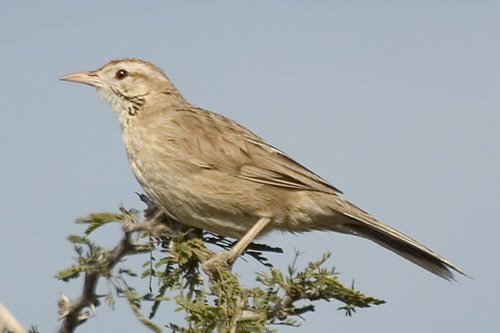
<box><xmin>0</xmin><ymin>1</ymin><xmax>498</xmax><ymax>332</ymax></box>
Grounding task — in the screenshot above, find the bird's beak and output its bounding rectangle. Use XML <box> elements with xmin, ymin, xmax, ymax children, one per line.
<box><xmin>60</xmin><ymin>70</ymin><xmax>103</xmax><ymax>88</ymax></box>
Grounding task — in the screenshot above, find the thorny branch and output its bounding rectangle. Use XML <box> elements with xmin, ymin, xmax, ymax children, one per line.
<box><xmin>57</xmin><ymin>195</ymin><xmax>279</xmax><ymax>333</ymax></box>
<box><xmin>58</xmin><ymin>196</ymin><xmax>180</xmax><ymax>333</ymax></box>
<box><xmin>57</xmin><ymin>195</ymin><xmax>383</xmax><ymax>333</ymax></box>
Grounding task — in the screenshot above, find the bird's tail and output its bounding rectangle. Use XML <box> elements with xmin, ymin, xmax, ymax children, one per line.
<box><xmin>332</xmin><ymin>202</ymin><xmax>467</xmax><ymax>281</ymax></box>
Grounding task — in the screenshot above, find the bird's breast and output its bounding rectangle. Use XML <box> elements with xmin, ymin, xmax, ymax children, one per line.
<box><xmin>119</xmin><ymin>121</ymin><xmax>337</xmax><ymax>238</ymax></box>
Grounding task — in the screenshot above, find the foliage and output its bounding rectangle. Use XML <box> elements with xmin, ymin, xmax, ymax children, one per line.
<box><xmin>56</xmin><ymin>204</ymin><xmax>384</xmax><ymax>333</ymax></box>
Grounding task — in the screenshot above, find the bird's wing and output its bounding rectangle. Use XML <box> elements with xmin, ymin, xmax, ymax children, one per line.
<box><xmin>168</xmin><ymin>107</ymin><xmax>342</xmax><ymax>195</ymax></box>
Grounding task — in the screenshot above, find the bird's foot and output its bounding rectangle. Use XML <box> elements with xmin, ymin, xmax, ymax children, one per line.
<box><xmin>202</xmin><ymin>250</ymin><xmax>236</xmax><ymax>277</ymax></box>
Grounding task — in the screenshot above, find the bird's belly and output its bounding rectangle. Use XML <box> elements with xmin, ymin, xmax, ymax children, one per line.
<box><xmin>127</xmin><ymin>143</ymin><xmax>337</xmax><ymax>238</ymax></box>
<box><xmin>149</xmin><ymin>184</ymin><xmax>267</xmax><ymax>239</ymax></box>
<box><xmin>131</xmin><ymin>157</ymin><xmax>272</xmax><ymax>238</ymax></box>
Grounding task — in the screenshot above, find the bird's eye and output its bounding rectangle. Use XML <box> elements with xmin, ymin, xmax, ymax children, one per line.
<box><xmin>115</xmin><ymin>69</ymin><xmax>128</xmax><ymax>80</ymax></box>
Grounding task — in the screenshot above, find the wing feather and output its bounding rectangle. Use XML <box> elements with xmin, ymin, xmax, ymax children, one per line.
<box><xmin>169</xmin><ymin>107</ymin><xmax>342</xmax><ymax>195</ymax></box>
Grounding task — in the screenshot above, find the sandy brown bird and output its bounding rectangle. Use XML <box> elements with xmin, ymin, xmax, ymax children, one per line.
<box><xmin>61</xmin><ymin>58</ymin><xmax>465</xmax><ymax>280</ymax></box>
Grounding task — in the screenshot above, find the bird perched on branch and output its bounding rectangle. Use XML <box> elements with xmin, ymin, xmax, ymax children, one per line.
<box><xmin>62</xmin><ymin>58</ymin><xmax>465</xmax><ymax>280</ymax></box>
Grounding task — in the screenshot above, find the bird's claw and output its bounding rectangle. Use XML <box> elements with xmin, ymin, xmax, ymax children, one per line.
<box><xmin>202</xmin><ymin>250</ymin><xmax>236</xmax><ymax>277</ymax></box>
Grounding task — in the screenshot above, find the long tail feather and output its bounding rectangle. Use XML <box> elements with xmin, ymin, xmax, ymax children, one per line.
<box><xmin>333</xmin><ymin>203</ymin><xmax>467</xmax><ymax>280</ymax></box>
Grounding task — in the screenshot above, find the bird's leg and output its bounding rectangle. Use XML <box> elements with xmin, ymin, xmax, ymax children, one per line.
<box><xmin>230</xmin><ymin>216</ymin><xmax>272</xmax><ymax>259</ymax></box>
<box><xmin>203</xmin><ymin>217</ymin><xmax>271</xmax><ymax>275</ymax></box>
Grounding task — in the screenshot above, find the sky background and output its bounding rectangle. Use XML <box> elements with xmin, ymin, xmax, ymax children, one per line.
<box><xmin>0</xmin><ymin>1</ymin><xmax>498</xmax><ymax>332</ymax></box>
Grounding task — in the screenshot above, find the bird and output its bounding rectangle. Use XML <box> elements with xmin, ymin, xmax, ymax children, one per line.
<box><xmin>61</xmin><ymin>58</ymin><xmax>465</xmax><ymax>280</ymax></box>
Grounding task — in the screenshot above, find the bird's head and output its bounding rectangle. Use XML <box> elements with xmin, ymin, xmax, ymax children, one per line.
<box><xmin>61</xmin><ymin>58</ymin><xmax>184</xmax><ymax>124</ymax></box>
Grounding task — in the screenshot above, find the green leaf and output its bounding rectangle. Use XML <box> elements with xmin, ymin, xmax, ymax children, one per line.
<box><xmin>55</xmin><ymin>264</ymin><xmax>92</xmax><ymax>281</ymax></box>
<box><xmin>77</xmin><ymin>212</ymin><xmax>124</xmax><ymax>235</ymax></box>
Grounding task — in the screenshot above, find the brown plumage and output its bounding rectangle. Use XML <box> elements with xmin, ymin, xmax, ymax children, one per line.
<box><xmin>61</xmin><ymin>58</ymin><xmax>466</xmax><ymax>280</ymax></box>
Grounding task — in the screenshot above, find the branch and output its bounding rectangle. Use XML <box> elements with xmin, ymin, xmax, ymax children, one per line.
<box><xmin>57</xmin><ymin>195</ymin><xmax>383</xmax><ymax>332</ymax></box>
<box><xmin>58</xmin><ymin>224</ymin><xmax>132</xmax><ymax>332</ymax></box>
<box><xmin>58</xmin><ymin>197</ymin><xmax>178</xmax><ymax>333</ymax></box>
<box><xmin>272</xmin><ymin>294</ymin><xmax>296</xmax><ymax>320</ymax></box>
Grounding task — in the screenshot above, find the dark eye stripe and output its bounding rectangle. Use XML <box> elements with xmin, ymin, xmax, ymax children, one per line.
<box><xmin>115</xmin><ymin>69</ymin><xmax>128</xmax><ymax>80</ymax></box>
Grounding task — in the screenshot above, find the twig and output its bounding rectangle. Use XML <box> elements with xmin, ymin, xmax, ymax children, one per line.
<box><xmin>228</xmin><ymin>296</ymin><xmax>243</xmax><ymax>333</ymax></box>
<box><xmin>58</xmin><ymin>225</ymin><xmax>135</xmax><ymax>333</ymax></box>
<box><xmin>271</xmin><ymin>294</ymin><xmax>296</xmax><ymax>320</ymax></box>
<box><xmin>59</xmin><ymin>194</ymin><xmax>186</xmax><ymax>333</ymax></box>
<box><xmin>59</xmin><ymin>197</ymin><xmax>176</xmax><ymax>333</ymax></box>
